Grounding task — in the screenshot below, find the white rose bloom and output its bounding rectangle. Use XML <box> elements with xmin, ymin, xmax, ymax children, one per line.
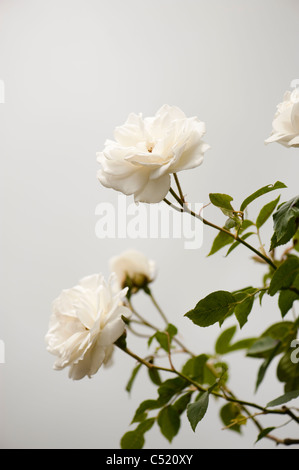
<box><xmin>45</xmin><ymin>274</ymin><xmax>131</xmax><ymax>380</ymax></box>
<box><xmin>265</xmin><ymin>88</ymin><xmax>299</xmax><ymax>147</ymax></box>
<box><xmin>109</xmin><ymin>249</ymin><xmax>156</xmax><ymax>289</ymax></box>
<box><xmin>97</xmin><ymin>105</ymin><xmax>210</xmax><ymax>203</ymax></box>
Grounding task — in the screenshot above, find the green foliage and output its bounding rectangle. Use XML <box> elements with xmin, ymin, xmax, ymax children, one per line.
<box><xmin>220</xmin><ymin>403</ymin><xmax>244</xmax><ymax>434</ymax></box>
<box><xmin>121</xmin><ymin>181</ymin><xmax>299</xmax><ymax>448</ymax></box>
<box><xmin>148</xmin><ymin>361</ymin><xmax>162</xmax><ymax>386</ymax></box>
<box><xmin>240</xmin><ymin>181</ymin><xmax>286</xmax><ymax>212</ymax></box>
<box><xmin>233</xmin><ymin>288</ymin><xmax>258</xmax><ymax>328</ymax></box>
<box><xmin>126</xmin><ymin>363</ymin><xmax>142</xmax><ymax>393</ymax></box>
<box><xmin>172</xmin><ymin>393</ymin><xmax>192</xmax><ymax>415</ymax></box>
<box><xmin>187</xmin><ymin>392</ymin><xmax>209</xmax><ymax>432</ymax></box>
<box><xmin>268</xmin><ymin>257</ymin><xmax>299</xmax><ymax>296</ymax></box>
<box><xmin>225</xmin><ymin>232</ymin><xmax>255</xmax><ymax>257</ymax></box>
<box><xmin>120</xmin><ymin>418</ymin><xmax>155</xmax><ymax>449</ymax></box>
<box><xmin>209</xmin><ymin>193</ymin><xmax>235</xmax><ymax>212</ymax></box>
<box><xmin>185</xmin><ymin>291</ymin><xmax>236</xmax><ymax>327</ymax></box>
<box><xmin>131</xmin><ymin>399</ymin><xmax>162</xmax><ymax>424</ymax></box>
<box><xmin>209</xmin><ymin>193</ymin><xmax>242</xmax><ymax>227</ymax></box>
<box><xmin>148</xmin><ymin>323</ymin><xmax>178</xmax><ymax>352</ymax></box>
<box><xmin>181</xmin><ymin>355</ymin><xmax>209</xmax><ymax>383</ymax></box>
<box><xmin>294</xmin><ymin>231</ymin><xmax>299</xmax><ymax>252</ymax></box>
<box><xmin>256</xmin><ymin>196</ymin><xmax>281</xmax><ymax>229</ymax></box>
<box><xmin>215</xmin><ymin>326</ymin><xmax>256</xmax><ymax>355</ymax></box>
<box><xmin>247</xmin><ymin>337</ymin><xmax>279</xmax><ymax>358</ymax></box>
<box><xmin>279</xmin><ymin>287</ymin><xmax>299</xmax><ymax>318</ymax></box>
<box><xmin>255</xmin><ymin>342</ymin><xmax>281</xmax><ymax>391</ymax></box>
<box><xmin>158</xmin><ymin>377</ymin><xmax>188</xmax><ymax>405</ymax></box>
<box><xmin>255</xmin><ymin>427</ymin><xmax>276</xmax><ymax>443</ymax></box>
<box><xmin>208</xmin><ymin>231</ymin><xmax>234</xmax><ymax>256</ymax></box>
<box><xmin>186</xmin><ymin>288</ymin><xmax>261</xmax><ymax>329</ymax></box>
<box><xmin>157</xmin><ymin>405</ymin><xmax>180</xmax><ymax>442</ymax></box>
<box><xmin>267</xmin><ymin>390</ymin><xmax>299</xmax><ymax>408</ymax></box>
<box><xmin>270</xmin><ymin>196</ymin><xmax>299</xmax><ymax>250</ymax></box>
<box><xmin>277</xmin><ymin>352</ymin><xmax>299</xmax><ymax>392</ymax></box>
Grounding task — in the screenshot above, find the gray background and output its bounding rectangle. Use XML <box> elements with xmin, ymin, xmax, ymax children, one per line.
<box><xmin>1</xmin><ymin>0</ymin><xmax>299</xmax><ymax>449</ymax></box>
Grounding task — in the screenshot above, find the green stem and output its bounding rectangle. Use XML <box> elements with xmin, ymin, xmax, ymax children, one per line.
<box><xmin>126</xmin><ymin>295</ymin><xmax>299</xmax><ymax>444</ymax></box>
<box><xmin>117</xmin><ymin>343</ymin><xmax>299</xmax><ymax>423</ymax></box>
<box><xmin>145</xmin><ymin>287</ymin><xmax>169</xmax><ymax>326</ymax></box>
<box><xmin>173</xmin><ymin>173</ymin><xmax>185</xmax><ymax>202</ymax></box>
<box><xmin>168</xmin><ymin>186</ymin><xmax>277</xmax><ymax>270</ymax></box>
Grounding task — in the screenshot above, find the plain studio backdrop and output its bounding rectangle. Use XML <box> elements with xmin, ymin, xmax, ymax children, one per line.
<box><xmin>1</xmin><ymin>0</ymin><xmax>299</xmax><ymax>449</ymax></box>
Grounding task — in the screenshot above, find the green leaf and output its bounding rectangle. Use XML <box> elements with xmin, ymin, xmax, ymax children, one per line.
<box><xmin>209</xmin><ymin>193</ymin><xmax>234</xmax><ymax>211</ymax></box>
<box><xmin>148</xmin><ymin>363</ymin><xmax>162</xmax><ymax>386</ymax></box>
<box><xmin>209</xmin><ymin>193</ymin><xmax>243</xmax><ymax>227</ymax></box>
<box><xmin>152</xmin><ymin>323</ymin><xmax>178</xmax><ymax>352</ymax></box>
<box><xmin>186</xmin><ymin>289</ymin><xmax>260</xmax><ymax>329</ymax></box>
<box><xmin>259</xmin><ymin>290</ymin><xmax>267</xmax><ymax>305</ymax></box>
<box><xmin>256</xmin><ymin>196</ymin><xmax>281</xmax><ymax>229</ymax></box>
<box><xmin>126</xmin><ymin>363</ymin><xmax>142</xmax><ymax>393</ymax></box>
<box><xmin>262</xmin><ymin>321</ymin><xmax>296</xmax><ymax>341</ymax></box>
<box><xmin>267</xmin><ymin>390</ymin><xmax>299</xmax><ymax>408</ymax></box>
<box><xmin>279</xmin><ymin>287</ymin><xmax>299</xmax><ymax>318</ymax></box>
<box><xmin>181</xmin><ymin>355</ymin><xmax>209</xmax><ymax>382</ymax></box>
<box><xmin>268</xmin><ymin>257</ymin><xmax>299</xmax><ymax>296</ymax></box>
<box><xmin>293</xmin><ymin>231</ymin><xmax>299</xmax><ymax>252</ymax></box>
<box><xmin>166</xmin><ymin>323</ymin><xmax>178</xmax><ymax>338</ymax></box>
<box><xmin>120</xmin><ymin>418</ymin><xmax>155</xmax><ymax>449</ymax></box>
<box><xmin>187</xmin><ymin>392</ymin><xmax>209</xmax><ymax>432</ymax></box>
<box><xmin>158</xmin><ymin>377</ymin><xmax>187</xmax><ymax>405</ymax></box>
<box><xmin>240</xmin><ymin>219</ymin><xmax>255</xmax><ymax>232</ymax></box>
<box><xmin>173</xmin><ymin>393</ymin><xmax>193</xmax><ymax>415</ymax></box>
<box><xmin>215</xmin><ymin>326</ymin><xmax>237</xmax><ymax>354</ymax></box>
<box><xmin>215</xmin><ymin>326</ymin><xmax>255</xmax><ymax>354</ymax></box>
<box><xmin>208</xmin><ymin>231</ymin><xmax>234</xmax><ymax>257</ymax></box>
<box><xmin>224</xmin><ymin>218</ymin><xmax>238</xmax><ymax>230</ymax></box>
<box><xmin>153</xmin><ymin>332</ymin><xmax>170</xmax><ymax>352</ymax></box>
<box><xmin>220</xmin><ymin>403</ymin><xmax>243</xmax><ymax>434</ymax></box>
<box><xmin>234</xmin><ymin>288</ymin><xmax>256</xmax><ymax>329</ymax></box>
<box><xmin>247</xmin><ymin>337</ymin><xmax>279</xmax><ymax>357</ymax></box>
<box><xmin>255</xmin><ymin>427</ymin><xmax>276</xmax><ymax>443</ymax></box>
<box><xmin>261</xmin><ymin>322</ymin><xmax>297</xmax><ymax>357</ymax></box>
<box><xmin>157</xmin><ymin>406</ymin><xmax>180</xmax><ymax>442</ymax></box>
<box><xmin>255</xmin><ymin>342</ymin><xmax>281</xmax><ymax>391</ymax></box>
<box><xmin>225</xmin><ymin>232</ymin><xmax>255</xmax><ymax>257</ymax></box>
<box><xmin>240</xmin><ymin>181</ymin><xmax>287</xmax><ymax>212</ymax></box>
<box><xmin>137</xmin><ymin>418</ymin><xmax>156</xmax><ymax>434</ymax></box>
<box><xmin>120</xmin><ymin>430</ymin><xmax>144</xmax><ymax>449</ymax></box>
<box><xmin>277</xmin><ymin>352</ymin><xmax>299</xmax><ymax>392</ymax></box>
<box><xmin>270</xmin><ymin>196</ymin><xmax>299</xmax><ymax>250</ymax></box>
<box><xmin>131</xmin><ymin>399</ymin><xmax>161</xmax><ymax>424</ymax></box>
<box><xmin>185</xmin><ymin>291</ymin><xmax>235</xmax><ymax>327</ymax></box>
<box><xmin>229</xmin><ymin>338</ymin><xmax>257</xmax><ymax>353</ymax></box>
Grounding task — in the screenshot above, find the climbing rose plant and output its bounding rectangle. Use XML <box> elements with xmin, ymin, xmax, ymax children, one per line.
<box><xmin>46</xmin><ymin>96</ymin><xmax>299</xmax><ymax>448</ymax></box>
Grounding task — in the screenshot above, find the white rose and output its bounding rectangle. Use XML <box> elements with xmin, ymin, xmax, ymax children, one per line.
<box><xmin>109</xmin><ymin>249</ymin><xmax>156</xmax><ymax>290</ymax></box>
<box><xmin>45</xmin><ymin>274</ymin><xmax>131</xmax><ymax>380</ymax></box>
<box><xmin>97</xmin><ymin>105</ymin><xmax>210</xmax><ymax>203</ymax></box>
<box><xmin>265</xmin><ymin>88</ymin><xmax>299</xmax><ymax>147</ymax></box>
